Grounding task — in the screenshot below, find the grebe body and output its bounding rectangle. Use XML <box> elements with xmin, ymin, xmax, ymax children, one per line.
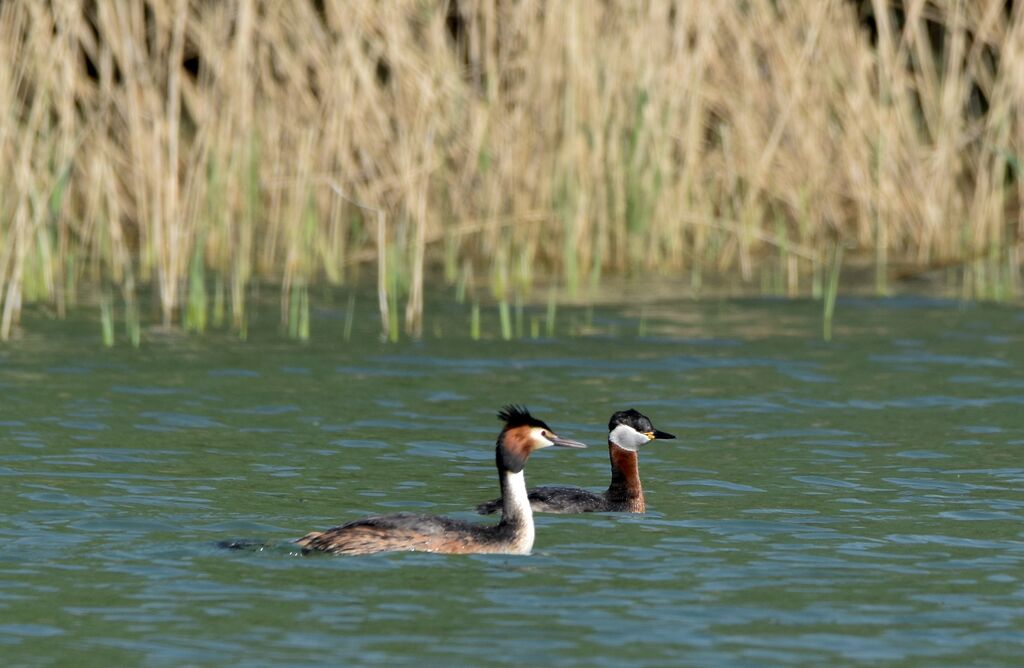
<box><xmin>296</xmin><ymin>406</ymin><xmax>584</xmax><ymax>556</ymax></box>
<box><xmin>475</xmin><ymin>409</ymin><xmax>674</xmax><ymax>515</ymax></box>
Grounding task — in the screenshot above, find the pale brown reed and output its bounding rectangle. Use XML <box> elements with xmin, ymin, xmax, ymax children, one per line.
<box><xmin>0</xmin><ymin>0</ymin><xmax>1021</xmax><ymax>341</ymax></box>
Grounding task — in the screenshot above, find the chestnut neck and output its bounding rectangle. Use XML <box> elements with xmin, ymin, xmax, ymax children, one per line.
<box><xmin>606</xmin><ymin>442</ymin><xmax>644</xmax><ymax>511</ymax></box>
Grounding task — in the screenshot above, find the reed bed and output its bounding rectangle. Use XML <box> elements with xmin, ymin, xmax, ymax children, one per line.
<box><xmin>0</xmin><ymin>0</ymin><xmax>1022</xmax><ymax>342</ymax></box>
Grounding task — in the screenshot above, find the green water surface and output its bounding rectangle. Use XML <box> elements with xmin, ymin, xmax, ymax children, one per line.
<box><xmin>1</xmin><ymin>294</ymin><xmax>1023</xmax><ymax>666</ymax></box>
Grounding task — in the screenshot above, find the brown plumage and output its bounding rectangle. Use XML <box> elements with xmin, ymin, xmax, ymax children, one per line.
<box><xmin>294</xmin><ymin>406</ymin><xmax>585</xmax><ymax>556</ymax></box>
<box><xmin>475</xmin><ymin>409</ymin><xmax>675</xmax><ymax>515</ymax></box>
<box><xmin>295</xmin><ymin>513</ymin><xmax>518</xmax><ymax>555</ymax></box>
<box><xmin>605</xmin><ymin>444</ymin><xmax>646</xmax><ymax>512</ymax></box>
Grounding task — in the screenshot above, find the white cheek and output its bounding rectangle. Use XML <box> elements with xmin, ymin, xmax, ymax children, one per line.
<box><xmin>530</xmin><ymin>427</ymin><xmax>554</xmax><ymax>448</ymax></box>
<box><xmin>609</xmin><ymin>424</ymin><xmax>649</xmax><ymax>451</ymax></box>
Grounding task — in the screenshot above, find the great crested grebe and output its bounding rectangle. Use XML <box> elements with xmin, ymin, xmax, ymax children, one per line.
<box><xmin>293</xmin><ymin>406</ymin><xmax>585</xmax><ymax>556</ymax></box>
<box><xmin>475</xmin><ymin>409</ymin><xmax>674</xmax><ymax>514</ymax></box>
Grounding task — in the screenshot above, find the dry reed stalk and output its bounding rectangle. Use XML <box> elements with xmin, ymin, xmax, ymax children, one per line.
<box><xmin>404</xmin><ymin>126</ymin><xmax>433</xmax><ymax>339</ymax></box>
<box><xmin>0</xmin><ymin>0</ymin><xmax>1021</xmax><ymax>341</ymax></box>
<box><xmin>376</xmin><ymin>209</ymin><xmax>390</xmax><ymax>340</ymax></box>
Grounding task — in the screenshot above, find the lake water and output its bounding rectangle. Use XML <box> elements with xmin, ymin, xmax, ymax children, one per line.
<box><xmin>1</xmin><ymin>293</ymin><xmax>1023</xmax><ymax>666</ymax></box>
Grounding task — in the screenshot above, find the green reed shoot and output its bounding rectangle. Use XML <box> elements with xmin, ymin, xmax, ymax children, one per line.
<box><xmin>545</xmin><ymin>289</ymin><xmax>557</xmax><ymax>338</ymax></box>
<box><xmin>63</xmin><ymin>252</ymin><xmax>77</xmax><ymax>312</ymax></box>
<box><xmin>186</xmin><ymin>248</ymin><xmax>207</xmax><ymax>334</ymax></box>
<box><xmin>387</xmin><ymin>288</ymin><xmax>399</xmax><ymax>343</ymax></box>
<box><xmin>455</xmin><ymin>260</ymin><xmax>470</xmax><ymax>305</ymax></box>
<box><xmin>514</xmin><ymin>295</ymin><xmax>524</xmax><ymax>339</ymax></box>
<box><xmin>100</xmin><ymin>291</ymin><xmax>114</xmax><ymax>348</ymax></box>
<box><xmin>811</xmin><ymin>258</ymin><xmax>823</xmax><ymax>300</ymax></box>
<box><xmin>298</xmin><ymin>285</ymin><xmax>310</xmax><ymax>342</ymax></box>
<box><xmin>470</xmin><ymin>302</ymin><xmax>481</xmax><ymax>341</ymax></box>
<box><xmin>343</xmin><ymin>292</ymin><xmax>356</xmax><ymax>342</ymax></box>
<box><xmin>125</xmin><ymin>297</ymin><xmax>141</xmax><ymax>348</ymax></box>
<box><xmin>823</xmin><ymin>242</ymin><xmax>844</xmax><ymax>342</ymax></box>
<box><xmin>212</xmin><ymin>274</ymin><xmax>225</xmax><ymax>328</ymax></box>
<box><xmin>288</xmin><ymin>283</ymin><xmax>300</xmax><ymax>339</ymax></box>
<box><xmin>498</xmin><ymin>300</ymin><xmax>512</xmax><ymax>341</ymax></box>
<box><xmin>443</xmin><ymin>229</ymin><xmax>458</xmax><ymax>285</ymax></box>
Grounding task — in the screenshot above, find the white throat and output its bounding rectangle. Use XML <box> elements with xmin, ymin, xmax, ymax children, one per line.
<box><xmin>502</xmin><ymin>469</ymin><xmax>535</xmax><ymax>554</ymax></box>
<box><xmin>609</xmin><ymin>424</ymin><xmax>649</xmax><ymax>452</ymax></box>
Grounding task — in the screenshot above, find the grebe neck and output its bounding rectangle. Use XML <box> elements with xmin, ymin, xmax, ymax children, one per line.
<box><xmin>497</xmin><ymin>466</ymin><xmax>535</xmax><ymax>553</ymax></box>
<box><xmin>607</xmin><ymin>442</ymin><xmax>644</xmax><ymax>510</ymax></box>
<box><xmin>499</xmin><ymin>468</ymin><xmax>534</xmax><ymax>525</ymax></box>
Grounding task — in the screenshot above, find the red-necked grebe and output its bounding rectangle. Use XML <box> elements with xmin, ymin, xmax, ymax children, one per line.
<box><xmin>475</xmin><ymin>409</ymin><xmax>674</xmax><ymax>514</ymax></box>
<box><xmin>294</xmin><ymin>405</ymin><xmax>585</xmax><ymax>555</ymax></box>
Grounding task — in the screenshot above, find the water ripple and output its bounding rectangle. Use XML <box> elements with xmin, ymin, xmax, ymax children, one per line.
<box><xmin>3</xmin><ymin>296</ymin><xmax>1024</xmax><ymax>667</ymax></box>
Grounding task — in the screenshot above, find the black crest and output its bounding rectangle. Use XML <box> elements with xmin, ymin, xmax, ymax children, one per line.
<box><xmin>609</xmin><ymin>408</ymin><xmax>653</xmax><ymax>433</ymax></box>
<box><xmin>497</xmin><ymin>404</ymin><xmax>550</xmax><ymax>430</ymax></box>
<box><xmin>609</xmin><ymin>408</ymin><xmax>675</xmax><ymax>440</ymax></box>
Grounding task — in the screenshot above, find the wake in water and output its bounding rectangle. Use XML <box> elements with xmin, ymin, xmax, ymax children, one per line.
<box><xmin>217</xmin><ymin>539</ymin><xmax>273</xmax><ymax>552</ymax></box>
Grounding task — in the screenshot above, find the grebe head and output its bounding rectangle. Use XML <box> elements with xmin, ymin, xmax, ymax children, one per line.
<box><xmin>496</xmin><ymin>405</ymin><xmax>586</xmax><ymax>472</ymax></box>
<box><xmin>608</xmin><ymin>409</ymin><xmax>675</xmax><ymax>452</ymax></box>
